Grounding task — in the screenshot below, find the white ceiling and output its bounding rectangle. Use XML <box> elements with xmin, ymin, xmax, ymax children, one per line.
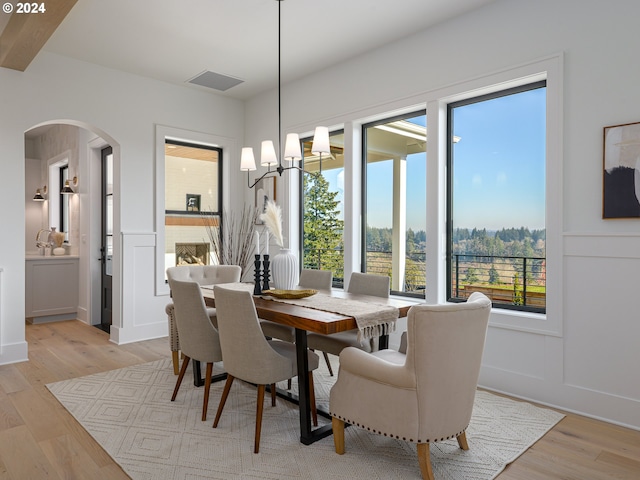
<box><xmin>38</xmin><ymin>0</ymin><xmax>496</xmax><ymax>100</ymax></box>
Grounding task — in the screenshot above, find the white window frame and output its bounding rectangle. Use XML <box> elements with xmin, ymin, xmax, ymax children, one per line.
<box><xmin>289</xmin><ymin>54</ymin><xmax>562</xmax><ymax>336</ymax></box>
<box><xmin>154</xmin><ymin>125</ymin><xmax>232</xmax><ymax>296</ymax></box>
<box><xmin>428</xmin><ymin>54</ymin><xmax>563</xmax><ymax>336</ymax></box>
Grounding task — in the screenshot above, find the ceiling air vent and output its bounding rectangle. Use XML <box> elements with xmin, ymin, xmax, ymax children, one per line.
<box><xmin>187</xmin><ymin>70</ymin><xmax>244</xmax><ymax>91</ymax></box>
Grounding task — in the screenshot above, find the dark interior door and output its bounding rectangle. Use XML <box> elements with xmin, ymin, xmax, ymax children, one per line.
<box><xmin>99</xmin><ymin>146</ymin><xmax>113</xmax><ymax>332</ymax></box>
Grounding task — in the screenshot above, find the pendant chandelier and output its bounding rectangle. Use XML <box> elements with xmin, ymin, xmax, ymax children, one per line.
<box><xmin>241</xmin><ymin>0</ymin><xmax>330</xmax><ymax>188</ymax></box>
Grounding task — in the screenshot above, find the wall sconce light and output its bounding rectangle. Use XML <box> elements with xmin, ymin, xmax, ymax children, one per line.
<box><xmin>33</xmin><ymin>185</ymin><xmax>47</xmax><ymax>201</ymax></box>
<box><xmin>61</xmin><ymin>176</ymin><xmax>78</xmax><ymax>194</ymax></box>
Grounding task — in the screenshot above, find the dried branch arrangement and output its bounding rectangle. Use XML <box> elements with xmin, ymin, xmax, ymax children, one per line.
<box><xmin>260</xmin><ymin>199</ymin><xmax>284</xmax><ymax>247</ymax></box>
<box><xmin>203</xmin><ymin>205</ymin><xmax>259</xmax><ymax>281</ymax></box>
<box><xmin>52</xmin><ymin>232</ymin><xmax>65</xmax><ymax>248</ymax></box>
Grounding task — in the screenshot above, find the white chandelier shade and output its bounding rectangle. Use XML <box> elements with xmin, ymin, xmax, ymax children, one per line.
<box><xmin>260</xmin><ymin>140</ymin><xmax>278</xmax><ymax>167</ymax></box>
<box><xmin>284</xmin><ymin>133</ymin><xmax>302</xmax><ymax>162</ymax></box>
<box><xmin>241</xmin><ymin>0</ymin><xmax>330</xmax><ymax>188</ymax></box>
<box><xmin>240</xmin><ymin>147</ymin><xmax>257</xmax><ymax>171</ymax></box>
<box><xmin>311</xmin><ymin>126</ymin><xmax>331</xmax><ymax>155</ymax></box>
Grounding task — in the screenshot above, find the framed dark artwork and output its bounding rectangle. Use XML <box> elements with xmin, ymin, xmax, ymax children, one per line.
<box><xmin>603</xmin><ymin>121</ymin><xmax>640</xmax><ymax>218</ymax></box>
<box><xmin>186</xmin><ymin>193</ymin><xmax>201</xmax><ymax>212</ymax></box>
<box><xmin>254</xmin><ymin>177</ymin><xmax>276</xmax><ymax>224</ymax></box>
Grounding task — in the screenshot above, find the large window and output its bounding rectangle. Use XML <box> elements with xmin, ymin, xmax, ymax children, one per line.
<box><xmin>363</xmin><ymin>111</ymin><xmax>427</xmax><ymax>297</ymax></box>
<box><xmin>164</xmin><ymin>140</ymin><xmax>222</xmax><ymax>275</ymax></box>
<box><xmin>447</xmin><ymin>81</ymin><xmax>546</xmax><ymax>312</ymax></box>
<box><xmin>301</xmin><ymin>130</ymin><xmax>345</xmax><ymax>287</ymax></box>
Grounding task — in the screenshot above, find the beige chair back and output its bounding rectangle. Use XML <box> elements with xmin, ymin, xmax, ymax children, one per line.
<box><xmin>168</xmin><ymin>278</ymin><xmax>223</xmax><ymax>364</ymax></box>
<box><xmin>408</xmin><ymin>291</ymin><xmax>491</xmax><ymax>440</ymax></box>
<box><xmin>167</xmin><ymin>264</ymin><xmax>241</xmax><ymax>286</ymax></box>
<box><xmin>213</xmin><ymin>286</ymin><xmax>295</xmax><ymax>384</ymax></box>
<box><xmin>347</xmin><ymin>272</ymin><xmax>390</xmax><ymax>298</ymax></box>
<box><xmin>299</xmin><ymin>269</ymin><xmax>332</xmax><ymax>291</ymax></box>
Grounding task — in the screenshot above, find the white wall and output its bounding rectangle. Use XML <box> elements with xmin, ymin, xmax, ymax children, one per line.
<box><xmin>25</xmin><ymin>157</ymin><xmax>45</xmax><ymax>253</ymax></box>
<box><xmin>2</xmin><ymin>0</ymin><xmax>638</xmax><ymax>431</ymax></box>
<box><xmin>243</xmin><ymin>0</ymin><xmax>640</xmax><ymax>429</ymax></box>
<box><xmin>0</xmin><ymin>51</ymin><xmax>244</xmax><ymax>362</ymax></box>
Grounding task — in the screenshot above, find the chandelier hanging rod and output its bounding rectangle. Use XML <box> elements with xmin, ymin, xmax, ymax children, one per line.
<box><xmin>241</xmin><ymin>0</ymin><xmax>331</xmax><ymax>189</ymax></box>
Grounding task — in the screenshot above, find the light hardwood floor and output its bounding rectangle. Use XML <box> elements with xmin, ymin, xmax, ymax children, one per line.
<box><xmin>0</xmin><ymin>320</ymin><xmax>638</xmax><ymax>479</ymax></box>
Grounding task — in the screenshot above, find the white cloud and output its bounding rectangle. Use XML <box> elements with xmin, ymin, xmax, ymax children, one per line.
<box><xmin>472</xmin><ymin>174</ymin><xmax>482</xmax><ymax>186</ymax></box>
<box><xmin>497</xmin><ymin>172</ymin><xmax>507</xmax><ymax>184</ymax></box>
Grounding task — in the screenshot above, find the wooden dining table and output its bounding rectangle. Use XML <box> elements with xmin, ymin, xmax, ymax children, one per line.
<box><xmin>201</xmin><ymin>285</ymin><xmax>418</xmax><ymax>445</ymax></box>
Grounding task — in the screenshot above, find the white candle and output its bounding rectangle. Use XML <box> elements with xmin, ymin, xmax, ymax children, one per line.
<box><xmin>254</xmin><ymin>231</ymin><xmax>260</xmax><ymax>257</ymax></box>
<box><xmin>264</xmin><ymin>230</ymin><xmax>270</xmax><ymax>254</ymax></box>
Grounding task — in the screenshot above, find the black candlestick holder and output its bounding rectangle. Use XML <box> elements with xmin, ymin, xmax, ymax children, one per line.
<box><xmin>253</xmin><ymin>254</ymin><xmax>262</xmax><ymax>295</ymax></box>
<box><xmin>262</xmin><ymin>254</ymin><xmax>271</xmax><ymax>292</ymax></box>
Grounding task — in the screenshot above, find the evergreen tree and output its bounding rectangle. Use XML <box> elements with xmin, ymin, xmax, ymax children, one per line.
<box><xmin>512</xmin><ymin>272</ymin><xmax>523</xmax><ymax>305</ymax></box>
<box><xmin>303</xmin><ymin>173</ymin><xmax>344</xmax><ymax>278</ymax></box>
<box><xmin>488</xmin><ymin>264</ymin><xmax>501</xmax><ymax>284</ymax></box>
<box><xmin>464</xmin><ymin>267</ymin><xmax>479</xmax><ymax>284</ymax></box>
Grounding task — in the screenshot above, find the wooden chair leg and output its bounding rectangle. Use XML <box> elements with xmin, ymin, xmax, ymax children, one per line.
<box><xmin>254</xmin><ymin>385</ymin><xmax>266</xmax><ymax>454</ymax></box>
<box><xmin>323</xmin><ymin>351</ymin><xmax>334</xmax><ymax>376</ymax></box>
<box><xmin>171</xmin><ymin>356</ymin><xmax>190</xmax><ymax>401</ymax></box>
<box><xmin>308</xmin><ymin>372</ymin><xmax>318</xmax><ymax>427</ymax></box>
<box><xmin>202</xmin><ymin>362</ymin><xmax>213</xmax><ymax>421</ymax></box>
<box><xmin>271</xmin><ymin>383</ymin><xmax>277</xmax><ymax>407</ymax></box>
<box><xmin>213</xmin><ymin>375</ymin><xmax>234</xmax><ymax>428</ymax></box>
<box><xmin>457</xmin><ymin>431</ymin><xmax>469</xmax><ymax>450</ymax></box>
<box><xmin>171</xmin><ymin>350</ymin><xmax>180</xmax><ymax>375</ymax></box>
<box><xmin>332</xmin><ymin>417</ymin><xmax>345</xmax><ymax>454</ymax></box>
<box><xmin>417</xmin><ymin>443</ymin><xmax>434</xmax><ymax>480</ymax></box>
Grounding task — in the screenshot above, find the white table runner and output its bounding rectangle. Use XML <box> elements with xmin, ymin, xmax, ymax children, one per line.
<box><xmin>202</xmin><ymin>283</ymin><xmax>399</xmax><ymax>341</ymax></box>
<box><xmin>261</xmin><ymin>292</ymin><xmax>398</xmax><ymax>341</ymax></box>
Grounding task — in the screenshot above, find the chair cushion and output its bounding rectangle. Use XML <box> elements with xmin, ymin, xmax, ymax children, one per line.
<box><xmin>306</xmin><ymin>330</ymin><xmax>374</xmax><ymax>356</ymax></box>
<box><xmin>269</xmin><ymin>340</ymin><xmax>320</xmax><ymax>372</ymax></box>
<box><xmin>372</xmin><ymin>348</ymin><xmax>406</xmax><ymax>366</ymax></box>
<box><xmin>260</xmin><ymin>320</ymin><xmax>295</xmax><ymax>343</ymax></box>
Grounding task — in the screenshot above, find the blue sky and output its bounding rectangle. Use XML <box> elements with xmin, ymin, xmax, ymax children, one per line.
<box><xmin>451</xmin><ymin>87</ymin><xmax>546</xmax><ymax>230</ymax></box>
<box><xmin>320</xmin><ymin>86</ymin><xmax>546</xmax><ymax>231</ymax></box>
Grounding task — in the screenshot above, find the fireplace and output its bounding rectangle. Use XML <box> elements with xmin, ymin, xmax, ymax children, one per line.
<box><xmin>175</xmin><ymin>242</ymin><xmax>210</xmax><ymax>266</ymax></box>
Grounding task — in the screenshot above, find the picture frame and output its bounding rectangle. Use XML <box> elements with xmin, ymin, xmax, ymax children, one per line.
<box><xmin>603</xmin><ymin>121</ymin><xmax>640</xmax><ymax>218</ymax></box>
<box><xmin>186</xmin><ymin>193</ymin><xmax>201</xmax><ymax>212</ymax></box>
<box><xmin>254</xmin><ymin>177</ymin><xmax>276</xmax><ymax>224</ymax></box>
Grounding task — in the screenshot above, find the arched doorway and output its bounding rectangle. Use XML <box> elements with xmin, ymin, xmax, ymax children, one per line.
<box><xmin>24</xmin><ymin>120</ymin><xmax>121</xmax><ymax>338</ymax></box>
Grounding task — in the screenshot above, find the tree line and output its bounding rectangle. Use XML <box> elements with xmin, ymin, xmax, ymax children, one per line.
<box><xmin>367</xmin><ymin>226</ymin><xmax>545</xmax><ymax>259</ymax></box>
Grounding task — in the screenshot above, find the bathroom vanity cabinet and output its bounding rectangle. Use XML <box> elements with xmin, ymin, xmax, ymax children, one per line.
<box><xmin>25</xmin><ymin>255</ymin><xmax>79</xmax><ymax>323</ymax></box>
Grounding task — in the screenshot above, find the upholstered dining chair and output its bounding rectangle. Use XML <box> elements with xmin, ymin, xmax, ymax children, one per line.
<box><xmin>329</xmin><ymin>292</ymin><xmax>492</xmax><ymax>480</ymax></box>
<box><xmin>260</xmin><ymin>268</ymin><xmax>333</xmax><ymax>343</ymax></box>
<box><xmin>166</xmin><ymin>265</ymin><xmax>241</xmax><ymax>374</ymax></box>
<box><xmin>168</xmin><ymin>277</ymin><xmax>226</xmax><ymax>422</ymax></box>
<box><xmin>212</xmin><ymin>285</ymin><xmax>320</xmax><ymax>453</ymax></box>
<box><xmin>306</xmin><ymin>271</ymin><xmax>390</xmax><ymax>375</ymax></box>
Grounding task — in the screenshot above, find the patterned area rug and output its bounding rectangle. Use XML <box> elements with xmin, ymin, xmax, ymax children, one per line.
<box><xmin>47</xmin><ymin>358</ymin><xmax>563</xmax><ymax>480</ymax></box>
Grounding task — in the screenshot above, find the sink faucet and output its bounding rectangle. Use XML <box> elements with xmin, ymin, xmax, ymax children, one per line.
<box><xmin>36</xmin><ymin>229</ymin><xmax>52</xmax><ymax>248</ymax></box>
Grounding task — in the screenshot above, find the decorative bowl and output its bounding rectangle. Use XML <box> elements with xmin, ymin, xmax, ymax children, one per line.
<box><xmin>262</xmin><ymin>289</ymin><xmax>317</xmax><ymax>299</ymax></box>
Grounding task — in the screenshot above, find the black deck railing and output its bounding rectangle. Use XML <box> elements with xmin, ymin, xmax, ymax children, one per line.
<box><xmin>303</xmin><ymin>248</ymin><xmax>546</xmax><ymax>310</ymax></box>
<box><xmin>451</xmin><ymin>253</ymin><xmax>546</xmax><ymax>310</ymax></box>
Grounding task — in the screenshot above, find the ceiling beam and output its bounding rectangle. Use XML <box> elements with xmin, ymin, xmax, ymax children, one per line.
<box><xmin>0</xmin><ymin>0</ymin><xmax>77</xmax><ymax>71</ymax></box>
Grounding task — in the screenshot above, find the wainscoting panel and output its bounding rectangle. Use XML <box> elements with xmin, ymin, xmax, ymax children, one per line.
<box><xmin>113</xmin><ymin>233</ymin><xmax>168</xmax><ymax>345</ymax></box>
<box><xmin>0</xmin><ymin>267</ymin><xmax>3</xmax><ymax>353</ymax></box>
<box><xmin>482</xmin><ymin>327</ymin><xmax>546</xmax><ymax>379</ymax></box>
<box><xmin>563</xmin><ymin>233</ymin><xmax>640</xmax><ymax>401</ymax></box>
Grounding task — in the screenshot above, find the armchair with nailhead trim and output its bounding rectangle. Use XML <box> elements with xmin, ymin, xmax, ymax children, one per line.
<box><xmin>329</xmin><ymin>292</ymin><xmax>491</xmax><ymax>480</ymax></box>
